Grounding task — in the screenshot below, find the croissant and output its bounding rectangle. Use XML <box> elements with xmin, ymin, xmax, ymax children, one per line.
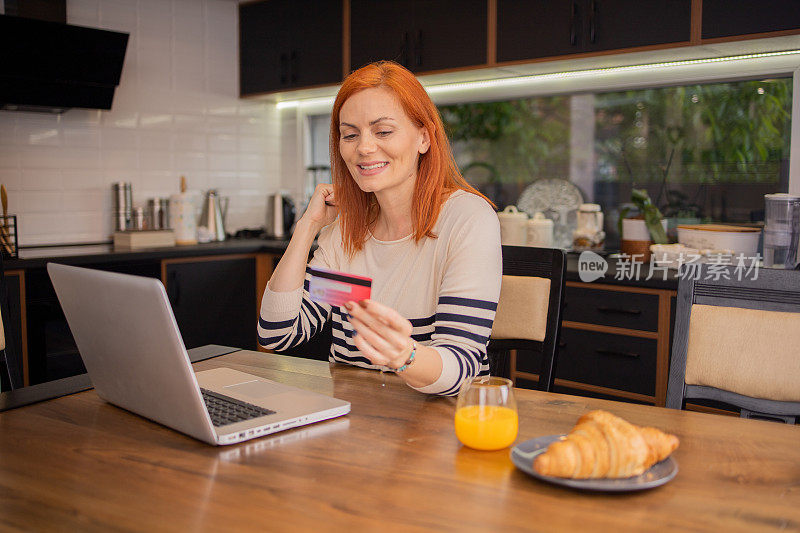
<box><xmin>533</xmin><ymin>410</ymin><xmax>679</xmax><ymax>479</ymax></box>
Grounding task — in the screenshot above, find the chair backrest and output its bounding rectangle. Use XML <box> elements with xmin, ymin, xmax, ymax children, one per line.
<box><xmin>666</xmin><ymin>264</ymin><xmax>800</xmax><ymax>422</ymax></box>
<box><xmin>489</xmin><ymin>246</ymin><xmax>566</xmax><ymax>392</ymax></box>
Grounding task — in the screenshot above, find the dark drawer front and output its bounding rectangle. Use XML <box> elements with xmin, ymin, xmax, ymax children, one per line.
<box><xmin>555</xmin><ymin>328</ymin><xmax>656</xmax><ymax>396</ymax></box>
<box><xmin>563</xmin><ymin>285</ymin><xmax>659</xmax><ymax>331</ymax></box>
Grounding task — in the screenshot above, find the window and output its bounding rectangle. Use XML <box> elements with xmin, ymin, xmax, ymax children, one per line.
<box><xmin>440</xmin><ymin>77</ymin><xmax>792</xmax><ymax>246</ymax></box>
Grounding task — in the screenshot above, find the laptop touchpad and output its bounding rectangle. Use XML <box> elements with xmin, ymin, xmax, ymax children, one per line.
<box><xmin>223</xmin><ymin>380</ymin><xmax>291</xmax><ymax>399</ymax></box>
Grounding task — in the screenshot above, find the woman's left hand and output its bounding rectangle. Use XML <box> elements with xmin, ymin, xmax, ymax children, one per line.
<box><xmin>344</xmin><ymin>299</ymin><xmax>414</xmax><ymax>369</ymax></box>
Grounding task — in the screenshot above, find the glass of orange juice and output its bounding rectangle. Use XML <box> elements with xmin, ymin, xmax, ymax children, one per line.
<box><xmin>455</xmin><ymin>376</ymin><xmax>518</xmax><ymax>450</ymax></box>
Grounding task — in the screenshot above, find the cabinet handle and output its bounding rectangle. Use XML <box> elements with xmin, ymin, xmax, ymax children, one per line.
<box><xmin>589</xmin><ymin>0</ymin><xmax>597</xmax><ymax>43</ymax></box>
<box><xmin>290</xmin><ymin>50</ymin><xmax>298</xmax><ymax>84</ymax></box>
<box><xmin>569</xmin><ymin>2</ymin><xmax>578</xmax><ymax>46</ymax></box>
<box><xmin>596</xmin><ymin>349</ymin><xmax>639</xmax><ymax>359</ymax></box>
<box><xmin>415</xmin><ymin>30</ymin><xmax>423</xmax><ymax>67</ymax></box>
<box><xmin>596</xmin><ymin>306</ymin><xmax>641</xmax><ymax>316</ymax></box>
<box><xmin>401</xmin><ymin>31</ymin><xmax>410</xmax><ymax>67</ymax></box>
<box><xmin>280</xmin><ymin>53</ymin><xmax>288</xmax><ymax>85</ymax></box>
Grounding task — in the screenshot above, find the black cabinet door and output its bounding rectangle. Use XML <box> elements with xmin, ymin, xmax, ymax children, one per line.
<box><xmin>25</xmin><ymin>261</ymin><xmax>161</xmax><ymax>385</ymax></box>
<box><xmin>350</xmin><ymin>0</ymin><xmax>414</xmax><ymax>70</ymax></box>
<box><xmin>2</xmin><ymin>272</ymin><xmax>24</xmax><ymax>389</ymax></box>
<box><xmin>351</xmin><ymin>0</ymin><xmax>486</xmax><ymax>74</ymax></box>
<box><xmin>584</xmin><ymin>0</ymin><xmax>690</xmax><ymax>53</ymax></box>
<box><xmin>165</xmin><ymin>258</ymin><xmax>256</xmax><ymax>351</ymax></box>
<box><xmin>240</xmin><ymin>0</ymin><xmax>289</xmax><ymax>95</ymax></box>
<box><xmin>292</xmin><ymin>1</ymin><xmax>343</xmax><ymax>87</ymax></box>
<box><xmin>498</xmin><ymin>0</ymin><xmax>690</xmax><ymax>62</ymax></box>
<box><xmin>240</xmin><ymin>0</ymin><xmax>343</xmax><ymax>95</ymax></box>
<box><xmin>702</xmin><ymin>0</ymin><xmax>800</xmax><ymax>39</ymax></box>
<box><xmin>411</xmin><ymin>0</ymin><xmax>487</xmax><ymax>72</ymax></box>
<box><xmin>497</xmin><ymin>0</ymin><xmax>583</xmax><ymax>62</ymax></box>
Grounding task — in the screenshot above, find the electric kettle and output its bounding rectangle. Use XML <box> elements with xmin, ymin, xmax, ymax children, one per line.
<box><xmin>266</xmin><ymin>193</ymin><xmax>296</xmax><ymax>239</ymax></box>
<box><xmin>198</xmin><ymin>189</ymin><xmax>228</xmax><ymax>242</ymax></box>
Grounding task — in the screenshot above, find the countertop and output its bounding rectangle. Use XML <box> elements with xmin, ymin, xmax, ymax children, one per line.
<box><xmin>4</xmin><ymin>238</ymin><xmax>292</xmax><ymax>270</ymax></box>
<box><xmin>4</xmin><ymin>240</ymin><xmax>679</xmax><ymax>289</ymax></box>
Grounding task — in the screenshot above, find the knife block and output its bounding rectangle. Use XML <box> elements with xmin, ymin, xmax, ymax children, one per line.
<box><xmin>0</xmin><ymin>215</ymin><xmax>18</xmax><ymax>259</ymax></box>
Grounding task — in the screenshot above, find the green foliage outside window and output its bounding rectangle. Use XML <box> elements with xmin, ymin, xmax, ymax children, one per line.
<box><xmin>595</xmin><ymin>78</ymin><xmax>792</xmax><ymax>185</ymax></box>
<box><xmin>439</xmin><ymin>78</ymin><xmax>792</xmax><ymax>221</ymax></box>
<box><xmin>440</xmin><ymin>98</ymin><xmax>570</xmax><ymax>185</ymax></box>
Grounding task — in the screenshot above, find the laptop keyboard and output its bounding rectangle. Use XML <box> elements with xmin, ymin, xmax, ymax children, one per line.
<box><xmin>200</xmin><ymin>388</ymin><xmax>276</xmax><ymax>427</ymax></box>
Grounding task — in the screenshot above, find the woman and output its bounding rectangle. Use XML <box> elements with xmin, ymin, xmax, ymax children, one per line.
<box><xmin>258</xmin><ymin>61</ymin><xmax>501</xmax><ymax>396</ymax></box>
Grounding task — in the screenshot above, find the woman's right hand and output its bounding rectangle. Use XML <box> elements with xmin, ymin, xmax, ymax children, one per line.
<box><xmin>300</xmin><ymin>183</ymin><xmax>338</xmax><ymax>232</ymax></box>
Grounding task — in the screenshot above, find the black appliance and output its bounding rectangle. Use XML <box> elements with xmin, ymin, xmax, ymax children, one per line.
<box><xmin>0</xmin><ymin>13</ymin><xmax>129</xmax><ymax>113</ymax></box>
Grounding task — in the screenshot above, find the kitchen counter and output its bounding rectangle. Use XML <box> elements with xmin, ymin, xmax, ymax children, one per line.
<box><xmin>6</xmin><ymin>242</ymin><xmax>680</xmax><ymax>289</ymax></box>
<box><xmin>4</xmin><ymin>238</ymin><xmax>291</xmax><ymax>270</ymax></box>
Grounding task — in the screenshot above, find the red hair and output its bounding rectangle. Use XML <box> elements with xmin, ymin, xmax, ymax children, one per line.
<box><xmin>330</xmin><ymin>61</ymin><xmax>491</xmax><ymax>256</ymax></box>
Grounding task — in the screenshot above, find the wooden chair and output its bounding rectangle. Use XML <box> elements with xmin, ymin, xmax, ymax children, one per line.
<box><xmin>666</xmin><ymin>264</ymin><xmax>800</xmax><ymax>423</ymax></box>
<box><xmin>488</xmin><ymin>246</ymin><xmax>566</xmax><ymax>392</ymax></box>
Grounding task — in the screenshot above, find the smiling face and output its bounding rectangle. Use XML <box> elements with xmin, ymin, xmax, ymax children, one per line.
<box><xmin>338</xmin><ymin>87</ymin><xmax>430</xmax><ymax>199</ymax></box>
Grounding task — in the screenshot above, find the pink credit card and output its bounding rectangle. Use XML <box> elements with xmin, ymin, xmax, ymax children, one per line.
<box><xmin>308</xmin><ymin>266</ymin><xmax>372</xmax><ymax>307</ymax></box>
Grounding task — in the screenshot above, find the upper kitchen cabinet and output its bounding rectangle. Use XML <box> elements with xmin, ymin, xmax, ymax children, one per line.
<box><xmin>239</xmin><ymin>0</ymin><xmax>343</xmax><ymax>95</ymax></box>
<box><xmin>349</xmin><ymin>0</ymin><xmax>487</xmax><ymax>74</ymax></box>
<box><xmin>497</xmin><ymin>0</ymin><xmax>691</xmax><ymax>63</ymax></box>
<box><xmin>702</xmin><ymin>0</ymin><xmax>800</xmax><ymax>40</ymax></box>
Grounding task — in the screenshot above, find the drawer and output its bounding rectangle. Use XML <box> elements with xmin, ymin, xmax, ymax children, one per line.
<box><xmin>515</xmin><ymin>328</ymin><xmax>657</xmax><ymax>396</ymax></box>
<box><xmin>515</xmin><ymin>377</ymin><xmax>651</xmax><ymax>404</ymax></box>
<box><xmin>563</xmin><ymin>285</ymin><xmax>659</xmax><ymax>332</ymax></box>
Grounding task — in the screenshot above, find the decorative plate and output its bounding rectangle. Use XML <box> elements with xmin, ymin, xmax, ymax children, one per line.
<box><xmin>516</xmin><ymin>179</ymin><xmax>584</xmax><ymax>249</ymax></box>
<box><xmin>510</xmin><ymin>435</ymin><xmax>678</xmax><ymax>492</ymax></box>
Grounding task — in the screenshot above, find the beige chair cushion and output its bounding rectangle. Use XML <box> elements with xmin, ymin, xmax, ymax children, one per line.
<box><xmin>685</xmin><ymin>304</ymin><xmax>800</xmax><ymax>402</ymax></box>
<box><xmin>491</xmin><ymin>275</ymin><xmax>551</xmax><ymax>342</ymax></box>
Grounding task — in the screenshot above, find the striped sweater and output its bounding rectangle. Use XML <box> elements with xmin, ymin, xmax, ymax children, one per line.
<box><xmin>258</xmin><ymin>190</ymin><xmax>502</xmax><ymax>396</ymax></box>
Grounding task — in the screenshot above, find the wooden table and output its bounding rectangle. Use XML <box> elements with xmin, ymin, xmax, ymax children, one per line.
<box><xmin>1</xmin><ymin>349</ymin><xmax>798</xmax><ymax>531</ymax></box>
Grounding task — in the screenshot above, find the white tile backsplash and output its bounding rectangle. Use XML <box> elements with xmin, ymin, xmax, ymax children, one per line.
<box><xmin>21</xmin><ymin>170</ymin><xmax>63</xmax><ymax>191</ymax></box>
<box><xmin>22</xmin><ymin>191</ymin><xmax>65</xmax><ymax>213</ymax></box>
<box><xmin>0</xmin><ymin>0</ymin><xmax>281</xmax><ymax>246</ymax></box>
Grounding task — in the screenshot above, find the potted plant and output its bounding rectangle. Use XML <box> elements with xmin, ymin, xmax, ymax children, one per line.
<box><xmin>618</xmin><ymin>189</ymin><xmax>668</xmax><ymax>260</ymax></box>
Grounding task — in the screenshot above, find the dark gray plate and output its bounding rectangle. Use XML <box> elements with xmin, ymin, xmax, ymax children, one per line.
<box><xmin>510</xmin><ymin>435</ymin><xmax>678</xmax><ymax>492</ymax></box>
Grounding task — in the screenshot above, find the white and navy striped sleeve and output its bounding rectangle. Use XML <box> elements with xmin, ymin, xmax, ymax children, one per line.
<box><xmin>412</xmin><ymin>198</ymin><xmax>502</xmax><ymax>396</ymax></box>
<box><xmin>257</xmin><ymin>228</ymin><xmax>335</xmax><ymax>351</ymax></box>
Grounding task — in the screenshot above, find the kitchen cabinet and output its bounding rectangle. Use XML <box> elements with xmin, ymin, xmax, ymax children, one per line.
<box><xmin>162</xmin><ymin>255</ymin><xmax>258</xmax><ymax>351</ymax></box>
<box><xmin>1</xmin><ymin>270</ymin><xmax>25</xmax><ymax>389</ymax></box>
<box><xmin>4</xmin><ymin>243</ymin><xmax>280</xmax><ymax>386</ymax></box>
<box><xmin>239</xmin><ymin>0</ymin><xmax>343</xmax><ymax>95</ymax></box>
<box><xmin>349</xmin><ymin>0</ymin><xmax>487</xmax><ymax>73</ymax></box>
<box><xmin>25</xmin><ymin>260</ymin><xmax>161</xmax><ymax>385</ymax></box>
<box><xmin>701</xmin><ymin>0</ymin><xmax>800</xmax><ymax>40</ymax></box>
<box><xmin>496</xmin><ymin>0</ymin><xmax>691</xmax><ymax>62</ymax></box>
<box><xmin>513</xmin><ymin>281</ymin><xmax>675</xmax><ymax>406</ymax></box>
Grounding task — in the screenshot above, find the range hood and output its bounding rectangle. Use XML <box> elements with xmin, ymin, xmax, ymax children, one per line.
<box><xmin>0</xmin><ymin>14</ymin><xmax>129</xmax><ymax>113</ymax></box>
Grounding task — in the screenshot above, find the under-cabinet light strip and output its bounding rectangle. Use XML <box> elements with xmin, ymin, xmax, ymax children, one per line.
<box><xmin>275</xmin><ymin>49</ymin><xmax>800</xmax><ymax>109</ymax></box>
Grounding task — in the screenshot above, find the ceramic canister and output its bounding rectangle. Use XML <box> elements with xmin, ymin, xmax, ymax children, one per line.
<box><xmin>497</xmin><ymin>205</ymin><xmax>528</xmax><ymax>246</ymax></box>
<box><xmin>527</xmin><ymin>212</ymin><xmax>554</xmax><ymax>247</ymax></box>
<box><xmin>170</xmin><ymin>191</ymin><xmax>200</xmax><ymax>245</ymax></box>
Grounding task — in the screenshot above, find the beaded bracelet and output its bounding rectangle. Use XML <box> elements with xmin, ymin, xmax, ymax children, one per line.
<box><xmin>395</xmin><ymin>342</ymin><xmax>417</xmax><ymax>373</ymax></box>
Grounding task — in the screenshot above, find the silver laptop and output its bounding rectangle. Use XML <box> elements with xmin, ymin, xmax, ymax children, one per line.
<box><xmin>47</xmin><ymin>262</ymin><xmax>350</xmax><ymax>446</ymax></box>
